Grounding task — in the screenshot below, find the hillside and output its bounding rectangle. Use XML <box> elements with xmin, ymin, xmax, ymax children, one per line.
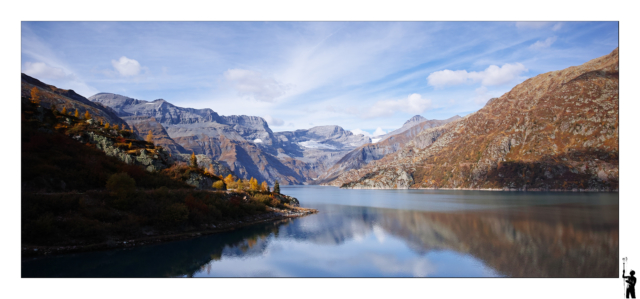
<box><xmin>340</xmin><ymin>48</ymin><xmax>619</xmax><ymax>191</ymax></box>
<box><xmin>89</xmin><ymin>93</ymin><xmax>371</xmax><ymax>184</ymax></box>
<box><xmin>318</xmin><ymin>116</ymin><xmax>461</xmax><ymax>185</ymax></box>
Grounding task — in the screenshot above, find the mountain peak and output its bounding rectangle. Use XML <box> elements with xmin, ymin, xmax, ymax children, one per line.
<box><xmin>403</xmin><ymin>115</ymin><xmax>427</xmax><ymax>126</ymax></box>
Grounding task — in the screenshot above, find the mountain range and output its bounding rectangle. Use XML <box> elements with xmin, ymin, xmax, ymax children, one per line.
<box><xmin>21</xmin><ymin>48</ymin><xmax>618</xmax><ymax>190</ymax></box>
<box><xmin>337</xmin><ymin>48</ymin><xmax>619</xmax><ymax>191</ymax></box>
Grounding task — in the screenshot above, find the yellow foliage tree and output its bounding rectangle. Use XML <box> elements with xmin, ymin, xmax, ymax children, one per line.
<box><xmin>128</xmin><ymin>142</ymin><xmax>132</xmax><ymax>149</ymax></box>
<box><xmin>74</xmin><ymin>109</ymin><xmax>79</xmax><ymax>118</ymax></box>
<box><xmin>236</xmin><ymin>179</ymin><xmax>244</xmax><ymax>190</ymax></box>
<box><xmin>224</xmin><ymin>174</ymin><xmax>235</xmax><ymax>185</ymax></box>
<box><xmin>104</xmin><ymin>122</ymin><xmax>110</xmax><ymax>129</ymax></box>
<box><xmin>30</xmin><ymin>87</ymin><xmax>41</xmax><ymax>104</ymax></box>
<box><xmin>249</xmin><ymin>177</ymin><xmax>259</xmax><ymax>191</ymax></box>
<box><xmin>146</xmin><ymin>130</ymin><xmax>154</xmax><ymax>143</ymax></box>
<box><xmin>114</xmin><ymin>124</ymin><xmax>119</xmax><ymax>130</ymax></box>
<box><xmin>84</xmin><ymin>110</ymin><xmax>91</xmax><ymax>120</ymax></box>
<box><xmin>261</xmin><ymin>181</ymin><xmax>269</xmax><ymax>192</ymax></box>
<box><xmin>61</xmin><ymin>107</ymin><xmax>67</xmax><ymax>115</ymax></box>
<box><xmin>190</xmin><ymin>152</ymin><xmax>198</xmax><ymax>167</ymax></box>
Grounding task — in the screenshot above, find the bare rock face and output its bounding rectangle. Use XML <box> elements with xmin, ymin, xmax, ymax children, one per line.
<box><xmin>340</xmin><ymin>48</ymin><xmax>619</xmax><ymax>191</ymax></box>
<box><xmin>319</xmin><ymin>116</ymin><xmax>459</xmax><ymax>186</ymax></box>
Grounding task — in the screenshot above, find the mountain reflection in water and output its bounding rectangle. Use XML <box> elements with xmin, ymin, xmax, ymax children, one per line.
<box><xmin>22</xmin><ymin>188</ymin><xmax>618</xmax><ymax>277</ymax></box>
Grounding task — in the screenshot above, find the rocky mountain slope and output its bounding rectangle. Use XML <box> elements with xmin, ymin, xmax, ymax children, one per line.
<box><xmin>21</xmin><ymin>74</ymin><xmax>127</xmax><ymax>128</ymax></box>
<box><xmin>340</xmin><ymin>48</ymin><xmax>619</xmax><ymax>191</ymax></box>
<box><xmin>319</xmin><ymin>116</ymin><xmax>460</xmax><ymax>185</ymax></box>
<box><xmin>89</xmin><ymin>93</ymin><xmax>371</xmax><ymax>184</ymax></box>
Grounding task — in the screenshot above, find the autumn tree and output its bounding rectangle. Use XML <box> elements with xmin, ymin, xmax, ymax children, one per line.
<box><xmin>51</xmin><ymin>103</ymin><xmax>58</xmax><ymax>116</ymax></box>
<box><xmin>100</xmin><ymin>120</ymin><xmax>103</xmax><ymax>126</ymax></box>
<box><xmin>224</xmin><ymin>174</ymin><xmax>235</xmax><ymax>185</ymax></box>
<box><xmin>190</xmin><ymin>152</ymin><xmax>198</xmax><ymax>168</ymax></box>
<box><xmin>113</xmin><ymin>124</ymin><xmax>119</xmax><ymax>130</ymax></box>
<box><xmin>207</xmin><ymin>164</ymin><xmax>215</xmax><ymax>176</ymax></box>
<box><xmin>212</xmin><ymin>180</ymin><xmax>226</xmax><ymax>190</ymax></box>
<box><xmin>236</xmin><ymin>179</ymin><xmax>244</xmax><ymax>190</ymax></box>
<box><xmin>104</xmin><ymin>122</ymin><xmax>110</xmax><ymax>129</ymax></box>
<box><xmin>74</xmin><ymin>109</ymin><xmax>79</xmax><ymax>118</ymax></box>
<box><xmin>261</xmin><ymin>181</ymin><xmax>269</xmax><ymax>192</ymax></box>
<box><xmin>146</xmin><ymin>130</ymin><xmax>154</xmax><ymax>143</ymax></box>
<box><xmin>273</xmin><ymin>180</ymin><xmax>280</xmax><ymax>194</ymax></box>
<box><xmin>30</xmin><ymin>87</ymin><xmax>41</xmax><ymax>104</ymax></box>
<box><xmin>61</xmin><ymin>107</ymin><xmax>67</xmax><ymax>115</ymax></box>
<box><xmin>84</xmin><ymin>110</ymin><xmax>91</xmax><ymax>120</ymax></box>
<box><xmin>249</xmin><ymin>177</ymin><xmax>259</xmax><ymax>191</ymax></box>
<box><xmin>128</xmin><ymin>142</ymin><xmax>132</xmax><ymax>149</ymax></box>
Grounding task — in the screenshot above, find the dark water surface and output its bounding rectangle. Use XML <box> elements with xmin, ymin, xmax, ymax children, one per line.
<box><xmin>22</xmin><ymin>186</ymin><xmax>618</xmax><ymax>277</ymax></box>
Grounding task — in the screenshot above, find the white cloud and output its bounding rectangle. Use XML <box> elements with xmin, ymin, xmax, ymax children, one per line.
<box><xmin>427</xmin><ymin>63</ymin><xmax>527</xmax><ymax>88</ymax></box>
<box><xmin>263</xmin><ymin>115</ymin><xmax>284</xmax><ymax>126</ymax></box>
<box><xmin>372</xmin><ymin>127</ymin><xmax>386</xmax><ymax>136</ymax></box>
<box><xmin>350</xmin><ymin>128</ymin><xmax>371</xmax><ymax>137</ymax></box>
<box><xmin>23</xmin><ymin>62</ymin><xmax>69</xmax><ymax>80</ymax></box>
<box><xmin>364</xmin><ymin>93</ymin><xmax>432</xmax><ymax>118</ymax></box>
<box><xmin>224</xmin><ymin>69</ymin><xmax>288</xmax><ymax>103</ymax></box>
<box><xmin>111</xmin><ymin>56</ymin><xmax>142</xmax><ymax>77</ymax></box>
<box><xmin>552</xmin><ymin>23</ymin><xmax>563</xmax><ymax>31</ymax></box>
<box><xmin>529</xmin><ymin>36</ymin><xmax>557</xmax><ymax>50</ymax></box>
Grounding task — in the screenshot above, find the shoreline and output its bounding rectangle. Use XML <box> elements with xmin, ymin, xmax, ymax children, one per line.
<box><xmin>21</xmin><ymin>206</ymin><xmax>317</xmax><ymax>259</ymax></box>
<box><xmin>340</xmin><ymin>186</ymin><xmax>618</xmax><ymax>192</ymax></box>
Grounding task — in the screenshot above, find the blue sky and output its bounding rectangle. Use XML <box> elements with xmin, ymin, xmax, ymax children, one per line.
<box><xmin>21</xmin><ymin>21</ymin><xmax>618</xmax><ymax>135</ymax></box>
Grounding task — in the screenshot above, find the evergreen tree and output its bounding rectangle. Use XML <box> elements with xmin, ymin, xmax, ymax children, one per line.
<box><xmin>274</xmin><ymin>180</ymin><xmax>280</xmax><ymax>194</ymax></box>
<box><xmin>224</xmin><ymin>174</ymin><xmax>235</xmax><ymax>185</ymax></box>
<box><xmin>190</xmin><ymin>152</ymin><xmax>198</xmax><ymax>168</ymax></box>
<box><xmin>146</xmin><ymin>130</ymin><xmax>154</xmax><ymax>143</ymax></box>
<box><xmin>236</xmin><ymin>179</ymin><xmax>244</xmax><ymax>190</ymax></box>
<box><xmin>30</xmin><ymin>87</ymin><xmax>41</xmax><ymax>105</ymax></box>
<box><xmin>249</xmin><ymin>177</ymin><xmax>258</xmax><ymax>191</ymax></box>
<box><xmin>51</xmin><ymin>103</ymin><xmax>58</xmax><ymax>115</ymax></box>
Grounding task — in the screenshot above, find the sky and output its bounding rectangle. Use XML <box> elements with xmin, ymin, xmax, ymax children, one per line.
<box><xmin>21</xmin><ymin>21</ymin><xmax>618</xmax><ymax>135</ymax></box>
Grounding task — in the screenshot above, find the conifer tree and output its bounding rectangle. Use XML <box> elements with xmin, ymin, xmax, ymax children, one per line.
<box><xmin>237</xmin><ymin>179</ymin><xmax>244</xmax><ymax>190</ymax></box>
<box><xmin>84</xmin><ymin>110</ymin><xmax>91</xmax><ymax>120</ymax></box>
<box><xmin>61</xmin><ymin>107</ymin><xmax>67</xmax><ymax>115</ymax></box>
<box><xmin>224</xmin><ymin>174</ymin><xmax>235</xmax><ymax>185</ymax></box>
<box><xmin>30</xmin><ymin>87</ymin><xmax>41</xmax><ymax>104</ymax></box>
<box><xmin>74</xmin><ymin>109</ymin><xmax>79</xmax><ymax>118</ymax></box>
<box><xmin>274</xmin><ymin>180</ymin><xmax>280</xmax><ymax>194</ymax></box>
<box><xmin>146</xmin><ymin>130</ymin><xmax>154</xmax><ymax>143</ymax></box>
<box><xmin>249</xmin><ymin>177</ymin><xmax>258</xmax><ymax>191</ymax></box>
<box><xmin>190</xmin><ymin>152</ymin><xmax>198</xmax><ymax>168</ymax></box>
<box><xmin>51</xmin><ymin>103</ymin><xmax>58</xmax><ymax>115</ymax></box>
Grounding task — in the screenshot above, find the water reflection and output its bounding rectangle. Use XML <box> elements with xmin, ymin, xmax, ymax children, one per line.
<box><xmin>22</xmin><ymin>189</ymin><xmax>618</xmax><ymax>277</ymax></box>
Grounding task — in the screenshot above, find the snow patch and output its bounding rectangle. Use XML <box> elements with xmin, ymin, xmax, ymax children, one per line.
<box><xmin>298</xmin><ymin>140</ymin><xmax>337</xmax><ymax>150</ymax></box>
<box><xmin>253</xmin><ymin>138</ymin><xmax>263</xmax><ymax>143</ymax></box>
<box><xmin>371</xmin><ymin>138</ymin><xmax>382</xmax><ymax>143</ymax></box>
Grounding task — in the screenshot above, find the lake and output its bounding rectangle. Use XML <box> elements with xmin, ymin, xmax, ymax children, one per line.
<box><xmin>21</xmin><ymin>186</ymin><xmax>619</xmax><ymax>277</ymax></box>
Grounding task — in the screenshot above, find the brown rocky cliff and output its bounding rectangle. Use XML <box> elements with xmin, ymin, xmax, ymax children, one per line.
<box><xmin>341</xmin><ymin>48</ymin><xmax>619</xmax><ymax>191</ymax></box>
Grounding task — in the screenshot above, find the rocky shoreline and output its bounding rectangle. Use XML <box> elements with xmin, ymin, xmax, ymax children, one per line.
<box><xmin>22</xmin><ymin>206</ymin><xmax>317</xmax><ymax>258</ymax></box>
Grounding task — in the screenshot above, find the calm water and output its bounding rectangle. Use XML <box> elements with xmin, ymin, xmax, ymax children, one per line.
<box><xmin>22</xmin><ymin>186</ymin><xmax>619</xmax><ymax>277</ymax></box>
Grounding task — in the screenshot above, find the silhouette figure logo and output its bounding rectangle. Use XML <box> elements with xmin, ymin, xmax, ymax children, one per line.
<box><xmin>623</xmin><ymin>257</ymin><xmax>636</xmax><ymax>298</ymax></box>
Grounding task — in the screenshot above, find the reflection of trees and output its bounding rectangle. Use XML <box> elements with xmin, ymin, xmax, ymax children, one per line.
<box><xmin>23</xmin><ymin>203</ymin><xmax>618</xmax><ymax>278</ymax></box>
<box><xmin>22</xmin><ymin>219</ymin><xmax>287</xmax><ymax>277</ymax></box>
<box><xmin>375</xmin><ymin>204</ymin><xmax>618</xmax><ymax>277</ymax></box>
